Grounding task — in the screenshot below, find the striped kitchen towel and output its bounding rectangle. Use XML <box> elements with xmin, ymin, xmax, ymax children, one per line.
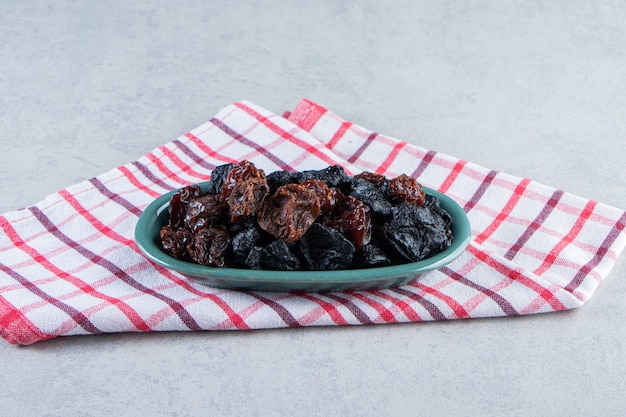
<box><xmin>1</xmin><ymin>99</ymin><xmax>625</xmax><ymax>345</ymax></box>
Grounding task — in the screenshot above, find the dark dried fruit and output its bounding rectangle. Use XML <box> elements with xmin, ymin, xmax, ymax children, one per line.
<box><xmin>220</xmin><ymin>160</ymin><xmax>266</xmax><ymax>199</ymax></box>
<box><xmin>168</xmin><ymin>185</ymin><xmax>202</xmax><ymax>228</ymax></box>
<box><xmin>246</xmin><ymin>240</ymin><xmax>301</xmax><ymax>271</ymax></box>
<box><xmin>185</xmin><ymin>194</ymin><xmax>228</xmax><ymax>232</ymax></box>
<box><xmin>326</xmin><ymin>195</ymin><xmax>372</xmax><ymax>250</ymax></box>
<box><xmin>350</xmin><ymin>178</ymin><xmax>393</xmax><ymax>219</ymax></box>
<box><xmin>227</xmin><ymin>177</ymin><xmax>270</xmax><ymax>223</ymax></box>
<box><xmin>352</xmin><ymin>244</ymin><xmax>392</xmax><ymax>269</ymax></box>
<box><xmin>231</xmin><ymin>225</ymin><xmax>262</xmax><ymax>266</ymax></box>
<box><xmin>294</xmin><ymin>165</ymin><xmax>352</xmax><ymax>192</ymax></box>
<box><xmin>257</xmin><ymin>183</ymin><xmax>320</xmax><ymax>242</ymax></box>
<box><xmin>263</xmin><ymin>239</ymin><xmax>301</xmax><ymax>270</ymax></box>
<box><xmin>243</xmin><ymin>246</ymin><xmax>263</xmax><ymax>270</ymax></box>
<box><xmin>383</xmin><ymin>202</ymin><xmax>452</xmax><ymax>262</ymax></box>
<box><xmin>300</xmin><ymin>179</ymin><xmax>337</xmax><ymax>216</ymax></box>
<box><xmin>167</xmin><ymin>193</ymin><xmax>186</xmax><ymax>228</ymax></box>
<box><xmin>160</xmin><ymin>225</ymin><xmax>192</xmax><ymax>260</ymax></box>
<box><xmin>388</xmin><ymin>174</ymin><xmax>426</xmax><ymax>206</ymax></box>
<box><xmin>299</xmin><ymin>223</ymin><xmax>355</xmax><ymax>270</ymax></box>
<box><xmin>266</xmin><ymin>170</ymin><xmax>296</xmax><ymax>193</ymax></box>
<box><xmin>179</xmin><ymin>184</ymin><xmax>202</xmax><ymax>203</ymax></box>
<box><xmin>159</xmin><ymin>161</ymin><xmax>454</xmax><ymax>273</ymax></box>
<box><xmin>186</xmin><ymin>226</ymin><xmax>231</xmax><ymax>267</ymax></box>
<box><xmin>424</xmin><ymin>194</ymin><xmax>452</xmax><ymax>225</ymax></box>
<box><xmin>354</xmin><ymin>172</ymin><xmax>387</xmax><ymax>188</ymax></box>
<box><xmin>205</xmin><ymin>163</ymin><xmax>235</xmax><ymax>195</ymax></box>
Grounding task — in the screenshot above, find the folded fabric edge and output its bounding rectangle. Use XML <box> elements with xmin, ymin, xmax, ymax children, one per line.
<box><xmin>0</xmin><ymin>294</ymin><xmax>53</xmax><ymax>345</ymax></box>
<box><xmin>287</xmin><ymin>98</ymin><xmax>329</xmax><ymax>132</ymax></box>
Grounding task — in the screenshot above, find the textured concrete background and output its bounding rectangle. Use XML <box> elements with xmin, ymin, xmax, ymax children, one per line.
<box><xmin>1</xmin><ymin>1</ymin><xmax>625</xmax><ymax>416</ymax></box>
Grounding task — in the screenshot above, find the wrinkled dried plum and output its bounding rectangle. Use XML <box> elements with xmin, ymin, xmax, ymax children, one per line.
<box><xmin>232</xmin><ymin>225</ymin><xmax>262</xmax><ymax>265</ymax></box>
<box><xmin>294</xmin><ymin>165</ymin><xmax>352</xmax><ymax>192</ymax></box>
<box><xmin>257</xmin><ymin>183</ymin><xmax>320</xmax><ymax>242</ymax></box>
<box><xmin>244</xmin><ymin>246</ymin><xmax>263</xmax><ymax>270</ymax></box>
<box><xmin>299</xmin><ymin>223</ymin><xmax>355</xmax><ymax>270</ymax></box>
<box><xmin>205</xmin><ymin>163</ymin><xmax>235</xmax><ymax>195</ymax></box>
<box><xmin>383</xmin><ymin>202</ymin><xmax>452</xmax><ymax>262</ymax></box>
<box><xmin>247</xmin><ymin>239</ymin><xmax>301</xmax><ymax>271</ymax></box>
<box><xmin>424</xmin><ymin>194</ymin><xmax>452</xmax><ymax>225</ymax></box>
<box><xmin>300</xmin><ymin>179</ymin><xmax>337</xmax><ymax>216</ymax></box>
<box><xmin>354</xmin><ymin>172</ymin><xmax>387</xmax><ymax>188</ymax></box>
<box><xmin>326</xmin><ymin>195</ymin><xmax>371</xmax><ymax>250</ymax></box>
<box><xmin>168</xmin><ymin>185</ymin><xmax>202</xmax><ymax>228</ymax></box>
<box><xmin>266</xmin><ymin>170</ymin><xmax>296</xmax><ymax>193</ymax></box>
<box><xmin>220</xmin><ymin>160</ymin><xmax>266</xmax><ymax>199</ymax></box>
<box><xmin>388</xmin><ymin>174</ymin><xmax>426</xmax><ymax>206</ymax></box>
<box><xmin>186</xmin><ymin>226</ymin><xmax>231</xmax><ymax>267</ymax></box>
<box><xmin>185</xmin><ymin>194</ymin><xmax>228</xmax><ymax>232</ymax></box>
<box><xmin>227</xmin><ymin>177</ymin><xmax>270</xmax><ymax>223</ymax></box>
<box><xmin>352</xmin><ymin>244</ymin><xmax>392</xmax><ymax>269</ymax></box>
<box><xmin>350</xmin><ymin>178</ymin><xmax>393</xmax><ymax>219</ymax></box>
<box><xmin>160</xmin><ymin>225</ymin><xmax>192</xmax><ymax>259</ymax></box>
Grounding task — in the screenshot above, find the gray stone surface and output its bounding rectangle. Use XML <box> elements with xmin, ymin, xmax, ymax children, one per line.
<box><xmin>1</xmin><ymin>1</ymin><xmax>625</xmax><ymax>416</ymax></box>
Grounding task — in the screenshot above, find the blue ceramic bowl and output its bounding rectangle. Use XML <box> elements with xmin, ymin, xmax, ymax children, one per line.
<box><xmin>135</xmin><ymin>182</ymin><xmax>471</xmax><ymax>292</ymax></box>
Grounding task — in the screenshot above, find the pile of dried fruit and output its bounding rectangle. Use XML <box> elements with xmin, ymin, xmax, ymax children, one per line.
<box><xmin>159</xmin><ymin>161</ymin><xmax>453</xmax><ymax>271</ymax></box>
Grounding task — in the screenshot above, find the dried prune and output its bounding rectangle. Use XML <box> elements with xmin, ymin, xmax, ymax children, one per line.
<box><xmin>179</xmin><ymin>184</ymin><xmax>202</xmax><ymax>203</ymax></box>
<box><xmin>299</xmin><ymin>223</ymin><xmax>355</xmax><ymax>270</ymax></box>
<box><xmin>326</xmin><ymin>195</ymin><xmax>372</xmax><ymax>250</ymax></box>
<box><xmin>231</xmin><ymin>225</ymin><xmax>262</xmax><ymax>266</ymax></box>
<box><xmin>383</xmin><ymin>202</ymin><xmax>452</xmax><ymax>262</ymax></box>
<box><xmin>205</xmin><ymin>163</ymin><xmax>235</xmax><ymax>195</ymax></box>
<box><xmin>388</xmin><ymin>174</ymin><xmax>426</xmax><ymax>206</ymax></box>
<box><xmin>424</xmin><ymin>194</ymin><xmax>452</xmax><ymax>225</ymax></box>
<box><xmin>294</xmin><ymin>165</ymin><xmax>352</xmax><ymax>192</ymax></box>
<box><xmin>160</xmin><ymin>225</ymin><xmax>192</xmax><ymax>260</ymax></box>
<box><xmin>244</xmin><ymin>246</ymin><xmax>263</xmax><ymax>270</ymax></box>
<box><xmin>227</xmin><ymin>177</ymin><xmax>270</xmax><ymax>223</ymax></box>
<box><xmin>266</xmin><ymin>170</ymin><xmax>296</xmax><ymax>193</ymax></box>
<box><xmin>350</xmin><ymin>178</ymin><xmax>393</xmax><ymax>219</ymax></box>
<box><xmin>220</xmin><ymin>160</ymin><xmax>266</xmax><ymax>199</ymax></box>
<box><xmin>354</xmin><ymin>171</ymin><xmax>387</xmax><ymax>188</ymax></box>
<box><xmin>168</xmin><ymin>185</ymin><xmax>202</xmax><ymax>228</ymax></box>
<box><xmin>185</xmin><ymin>194</ymin><xmax>229</xmax><ymax>232</ymax></box>
<box><xmin>167</xmin><ymin>193</ymin><xmax>186</xmax><ymax>228</ymax></box>
<box><xmin>352</xmin><ymin>244</ymin><xmax>392</xmax><ymax>269</ymax></box>
<box><xmin>264</xmin><ymin>239</ymin><xmax>301</xmax><ymax>270</ymax></box>
<box><xmin>257</xmin><ymin>183</ymin><xmax>320</xmax><ymax>242</ymax></box>
<box><xmin>186</xmin><ymin>225</ymin><xmax>231</xmax><ymax>267</ymax></box>
<box><xmin>300</xmin><ymin>179</ymin><xmax>337</xmax><ymax>216</ymax></box>
<box><xmin>246</xmin><ymin>240</ymin><xmax>301</xmax><ymax>271</ymax></box>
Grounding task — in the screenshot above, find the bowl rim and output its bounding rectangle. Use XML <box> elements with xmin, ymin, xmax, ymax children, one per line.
<box><xmin>134</xmin><ymin>182</ymin><xmax>471</xmax><ymax>285</ymax></box>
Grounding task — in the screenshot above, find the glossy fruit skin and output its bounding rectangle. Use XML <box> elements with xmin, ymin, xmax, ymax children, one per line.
<box><xmin>300</xmin><ymin>179</ymin><xmax>337</xmax><ymax>216</ymax></box>
<box><xmin>387</xmin><ymin>173</ymin><xmax>426</xmax><ymax>206</ymax></box>
<box><xmin>186</xmin><ymin>225</ymin><xmax>231</xmax><ymax>267</ymax></box>
<box><xmin>227</xmin><ymin>177</ymin><xmax>270</xmax><ymax>224</ymax></box>
<box><xmin>220</xmin><ymin>160</ymin><xmax>266</xmax><ymax>199</ymax></box>
<box><xmin>257</xmin><ymin>183</ymin><xmax>321</xmax><ymax>242</ymax></box>
<box><xmin>383</xmin><ymin>202</ymin><xmax>453</xmax><ymax>262</ymax></box>
<box><xmin>325</xmin><ymin>194</ymin><xmax>372</xmax><ymax>251</ymax></box>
